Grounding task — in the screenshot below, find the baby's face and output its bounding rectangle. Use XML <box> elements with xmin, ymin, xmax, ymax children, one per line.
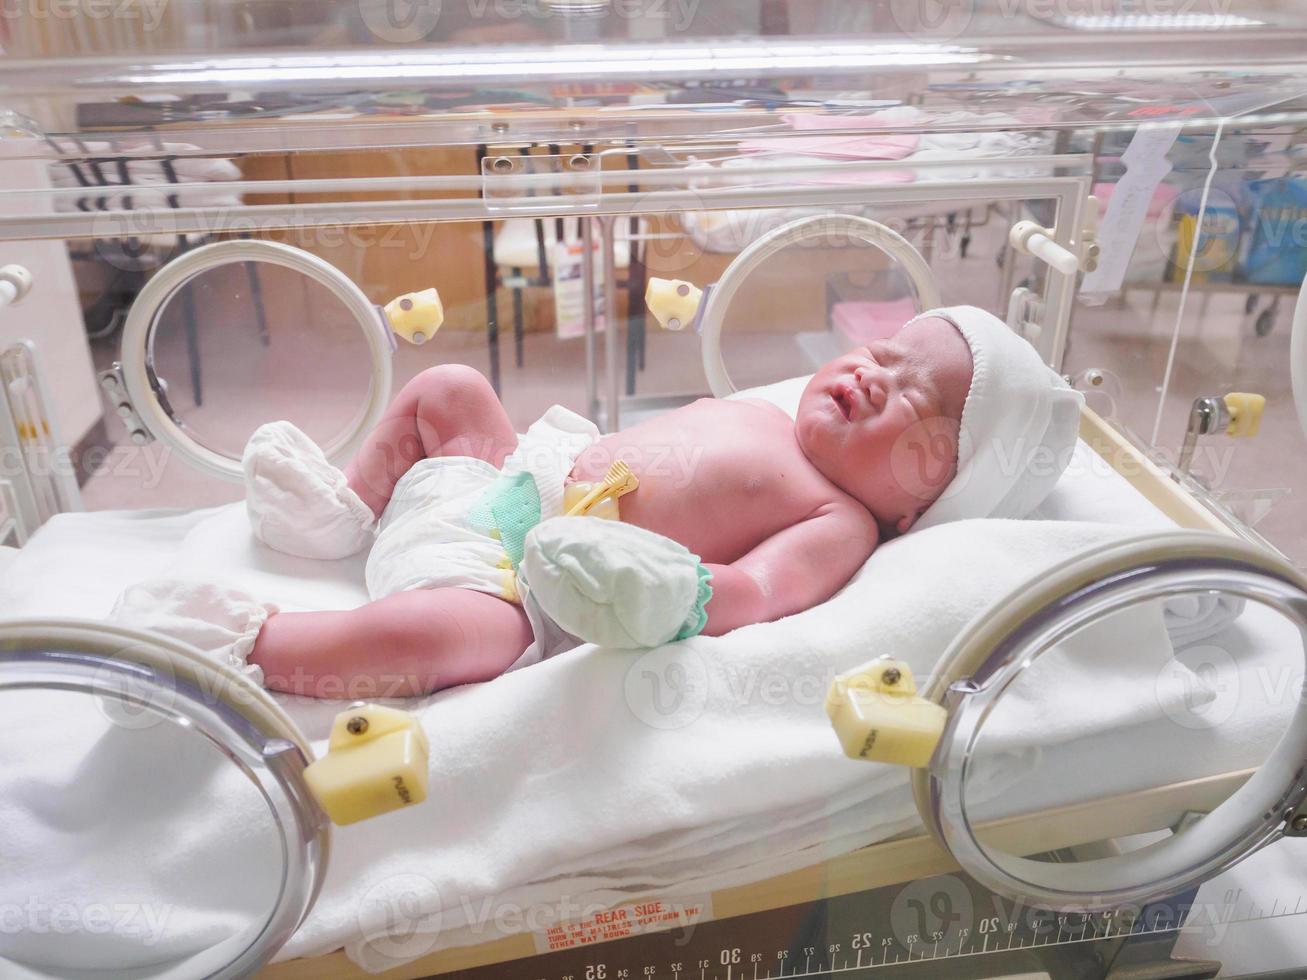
<box><xmin>795</xmin><ymin>316</ymin><xmax>974</xmax><ymax>536</ymax></box>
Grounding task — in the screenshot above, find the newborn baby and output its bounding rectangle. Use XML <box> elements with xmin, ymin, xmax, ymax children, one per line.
<box><xmin>114</xmin><ymin>306</ymin><xmax>1081</xmax><ymax>697</ymax></box>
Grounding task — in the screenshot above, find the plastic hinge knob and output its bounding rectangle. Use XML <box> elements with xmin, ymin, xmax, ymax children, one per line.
<box><xmin>1224</xmin><ymin>392</ymin><xmax>1265</xmax><ymax>438</ymax></box>
<box><xmin>304</xmin><ymin>703</ymin><xmax>431</xmax><ymax>825</ymax></box>
<box><xmin>384</xmin><ymin>288</ymin><xmax>445</xmax><ymax>345</ymax></box>
<box><xmin>825</xmin><ymin>658</ymin><xmax>946</xmax><ymax>769</ymax></box>
<box><xmin>645</xmin><ymin>278</ymin><xmax>703</xmax><ymax>332</ymax></box>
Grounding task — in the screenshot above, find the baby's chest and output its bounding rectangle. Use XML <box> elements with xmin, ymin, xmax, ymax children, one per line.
<box><xmin>585</xmin><ymin>440</ymin><xmax>824</xmax><ymax>562</ymax></box>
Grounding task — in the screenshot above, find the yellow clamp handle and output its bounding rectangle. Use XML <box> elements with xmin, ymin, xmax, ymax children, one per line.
<box><xmin>562</xmin><ymin>483</ymin><xmax>621</xmax><ymax>520</ymax></box>
<box><xmin>645</xmin><ymin>278</ymin><xmax>703</xmax><ymax>332</ymax></box>
<box><xmin>1223</xmin><ymin>392</ymin><xmax>1265</xmax><ymax>438</ymax></box>
<box><xmin>304</xmin><ymin>703</ymin><xmax>430</xmax><ymax>825</ymax></box>
<box><xmin>826</xmin><ymin>658</ymin><xmax>946</xmax><ymax>769</ymax></box>
<box><xmin>384</xmin><ymin>288</ymin><xmax>445</xmax><ymax>345</ymax></box>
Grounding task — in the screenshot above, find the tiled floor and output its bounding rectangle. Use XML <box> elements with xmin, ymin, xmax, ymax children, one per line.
<box><xmin>80</xmin><ymin>215</ymin><xmax>1306</xmax><ymax>564</ymax></box>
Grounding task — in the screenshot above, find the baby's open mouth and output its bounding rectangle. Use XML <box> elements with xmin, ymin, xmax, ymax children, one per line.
<box><xmin>832</xmin><ymin>385</ymin><xmax>854</xmax><ymax>422</ymax></box>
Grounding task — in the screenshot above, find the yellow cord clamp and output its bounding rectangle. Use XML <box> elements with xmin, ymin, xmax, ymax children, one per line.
<box><xmin>826</xmin><ymin>658</ymin><xmax>946</xmax><ymax>769</ymax></box>
<box><xmin>304</xmin><ymin>703</ymin><xmax>430</xmax><ymax>825</ymax></box>
<box><xmin>565</xmin><ymin>460</ymin><xmax>638</xmax><ymax>517</ymax></box>
<box><xmin>384</xmin><ymin>287</ymin><xmax>445</xmax><ymax>345</ymax></box>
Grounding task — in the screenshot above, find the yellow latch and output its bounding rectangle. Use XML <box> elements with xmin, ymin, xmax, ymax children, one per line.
<box><xmin>384</xmin><ymin>287</ymin><xmax>445</xmax><ymax>345</ymax></box>
<box><xmin>303</xmin><ymin>703</ymin><xmax>430</xmax><ymax>825</ymax></box>
<box><xmin>1224</xmin><ymin>392</ymin><xmax>1265</xmax><ymax>438</ymax></box>
<box><xmin>645</xmin><ymin>278</ymin><xmax>703</xmax><ymax>332</ymax></box>
<box><xmin>826</xmin><ymin>658</ymin><xmax>946</xmax><ymax>769</ymax></box>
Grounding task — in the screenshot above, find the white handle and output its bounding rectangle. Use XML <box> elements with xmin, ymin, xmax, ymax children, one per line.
<box><xmin>0</xmin><ymin>265</ymin><xmax>32</xmax><ymax>308</ymax></box>
<box><xmin>1009</xmin><ymin>220</ymin><xmax>1080</xmax><ymax>277</ymax></box>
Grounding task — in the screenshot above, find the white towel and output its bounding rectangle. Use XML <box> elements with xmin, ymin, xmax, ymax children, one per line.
<box><xmin>0</xmin><ymin>511</ymin><xmax>1248</xmax><ymax>975</ymax></box>
<box><xmin>1162</xmin><ymin>593</ymin><xmax>1247</xmax><ymax>646</ymax></box>
<box><xmin>281</xmin><ymin>518</ymin><xmax>1208</xmax><ymax>971</ymax></box>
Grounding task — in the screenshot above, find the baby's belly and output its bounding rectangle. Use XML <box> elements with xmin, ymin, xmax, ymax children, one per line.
<box><xmin>563</xmin><ymin>471</ymin><xmax>793</xmax><ymax>565</ymax></box>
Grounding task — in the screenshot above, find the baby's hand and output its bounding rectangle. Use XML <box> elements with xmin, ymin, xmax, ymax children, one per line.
<box><xmin>519</xmin><ymin>518</ymin><xmax>712</xmax><ymax>649</ymax></box>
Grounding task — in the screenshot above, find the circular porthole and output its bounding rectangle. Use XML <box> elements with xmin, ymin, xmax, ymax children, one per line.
<box><xmin>116</xmin><ymin>239</ymin><xmax>393</xmax><ymax>481</ymax></box>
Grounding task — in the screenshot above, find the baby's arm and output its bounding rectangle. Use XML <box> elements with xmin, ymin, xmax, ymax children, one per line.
<box><xmin>701</xmin><ymin>501</ymin><xmax>879</xmax><ymax>636</ymax></box>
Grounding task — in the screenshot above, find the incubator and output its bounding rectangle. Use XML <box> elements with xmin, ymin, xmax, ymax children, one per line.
<box><xmin>3</xmin><ymin>2</ymin><xmax>1307</xmax><ymax>977</ymax></box>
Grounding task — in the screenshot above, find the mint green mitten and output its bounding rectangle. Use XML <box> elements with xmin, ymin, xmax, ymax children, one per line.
<box><xmin>519</xmin><ymin>517</ymin><xmax>713</xmax><ymax>649</ymax></box>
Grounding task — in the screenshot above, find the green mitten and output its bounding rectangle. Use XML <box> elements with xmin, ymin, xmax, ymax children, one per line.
<box><xmin>520</xmin><ymin>517</ymin><xmax>713</xmax><ymax>649</ymax></box>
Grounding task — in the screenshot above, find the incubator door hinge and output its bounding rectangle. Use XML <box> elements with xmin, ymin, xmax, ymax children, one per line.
<box><xmin>1176</xmin><ymin>392</ymin><xmax>1266</xmax><ymax>475</ymax></box>
<box><xmin>99</xmin><ymin>363</ymin><xmax>157</xmax><ymax>446</ymax></box>
<box><xmin>480</xmin><ymin>148</ymin><xmax>602</xmax><ymax>215</ymax></box>
<box><xmin>1284</xmin><ymin>796</ymin><xmax>1307</xmax><ymax>837</ymax></box>
<box><xmin>1006</xmin><ymin>286</ymin><xmax>1045</xmax><ymax>346</ymax></box>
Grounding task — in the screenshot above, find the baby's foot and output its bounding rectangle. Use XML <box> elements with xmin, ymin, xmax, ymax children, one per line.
<box><xmin>243</xmin><ymin>421</ymin><xmax>377</xmax><ymax>560</ymax></box>
<box><xmin>111</xmin><ymin>578</ymin><xmax>276</xmax><ymax>685</ymax></box>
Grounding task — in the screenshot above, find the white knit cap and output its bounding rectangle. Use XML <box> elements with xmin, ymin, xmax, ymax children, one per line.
<box><xmin>915</xmin><ymin>306</ymin><xmax>1083</xmax><ymax>530</ymax></box>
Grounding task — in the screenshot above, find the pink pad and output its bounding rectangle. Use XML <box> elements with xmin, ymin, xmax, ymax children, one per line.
<box><xmin>831</xmin><ymin>297</ymin><xmax>920</xmax><ymax>345</ymax></box>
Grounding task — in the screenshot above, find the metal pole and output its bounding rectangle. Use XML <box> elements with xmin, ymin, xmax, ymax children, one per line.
<box><xmin>582</xmin><ymin>216</ymin><xmax>598</xmax><ymax>423</ymax></box>
<box><xmin>599</xmin><ymin>215</ymin><xmax>620</xmax><ymax>432</ymax></box>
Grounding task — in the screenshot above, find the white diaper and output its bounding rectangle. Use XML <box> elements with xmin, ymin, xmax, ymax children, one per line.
<box><xmin>365</xmin><ymin>405</ymin><xmax>600</xmax><ymax>603</ymax></box>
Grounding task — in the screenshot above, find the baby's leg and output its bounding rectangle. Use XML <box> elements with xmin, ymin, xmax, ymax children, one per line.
<box><xmin>250</xmin><ymin>588</ymin><xmax>533</xmax><ymax>697</ymax></box>
<box><xmin>346</xmin><ymin>364</ymin><xmax>519</xmax><ymax>517</ymax></box>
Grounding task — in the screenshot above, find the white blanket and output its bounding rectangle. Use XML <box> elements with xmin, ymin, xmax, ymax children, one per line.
<box><xmin>277</xmin><ymin>517</ymin><xmax>1225</xmax><ymax>969</ymax></box>
<box><xmin>0</xmin><ymin>421</ymin><xmax>1277</xmax><ymax>974</ymax></box>
<box><xmin>0</xmin><ymin>505</ymin><xmax>1236</xmax><ymax>975</ymax></box>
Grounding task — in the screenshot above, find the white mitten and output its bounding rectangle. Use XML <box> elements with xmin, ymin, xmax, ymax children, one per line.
<box><xmin>519</xmin><ymin>517</ymin><xmax>713</xmax><ymax>649</ymax></box>
<box><xmin>243</xmin><ymin>421</ymin><xmax>376</xmax><ymax>560</ymax></box>
<box><xmin>110</xmin><ymin>578</ymin><xmax>277</xmax><ymax>685</ymax></box>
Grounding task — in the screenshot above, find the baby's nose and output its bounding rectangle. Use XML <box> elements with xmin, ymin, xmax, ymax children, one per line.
<box><xmin>854</xmin><ymin>367</ymin><xmax>889</xmax><ymax>412</ymax></box>
<box><xmin>855</xmin><ymin>364</ymin><xmax>887</xmax><ymax>387</ymax></box>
